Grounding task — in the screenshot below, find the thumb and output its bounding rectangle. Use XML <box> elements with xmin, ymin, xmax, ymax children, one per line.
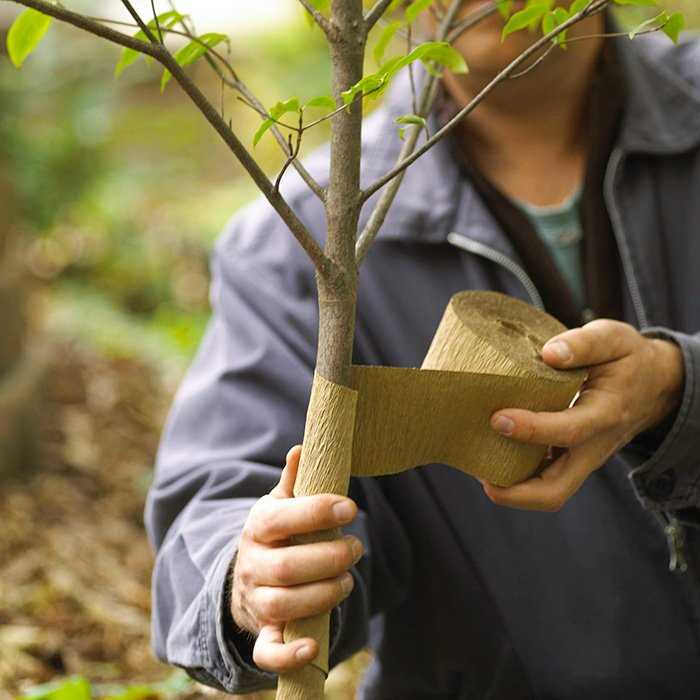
<box><xmin>270</xmin><ymin>444</ymin><xmax>302</xmax><ymax>499</ymax></box>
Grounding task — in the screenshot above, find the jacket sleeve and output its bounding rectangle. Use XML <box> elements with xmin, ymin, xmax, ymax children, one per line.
<box><xmin>144</xmin><ymin>201</ymin><xmax>412</xmax><ymax>694</ymax></box>
<box><xmin>624</xmin><ymin>328</ymin><xmax>700</xmax><ymax>511</ymax></box>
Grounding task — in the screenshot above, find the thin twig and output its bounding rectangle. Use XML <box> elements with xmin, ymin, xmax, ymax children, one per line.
<box><xmin>8</xmin><ymin>0</ymin><xmax>331</xmax><ymax>275</ymax></box>
<box><xmin>149</xmin><ymin>0</ymin><xmax>163</xmax><ymax>43</ymax></box>
<box><xmin>365</xmin><ymin>0</ymin><xmax>394</xmax><ymax>31</ymax></box>
<box><xmin>360</xmin><ymin>0</ymin><xmax>611</xmax><ymax>204</ymax></box>
<box><xmin>275</xmin><ymin>111</ymin><xmax>305</xmax><ymax>192</ymax></box>
<box><xmin>297</xmin><ymin>0</ymin><xmax>335</xmax><ymax>37</ymax></box>
<box><xmin>355</xmin><ymin>0</ymin><xmax>466</xmax><ymax>263</ymax></box>
<box><xmin>447</xmin><ymin>2</ymin><xmax>499</xmax><ymax>42</ymax></box>
<box><xmin>509</xmin><ymin>42</ymin><xmax>556</xmax><ymax>79</ymax></box>
<box><xmin>564</xmin><ymin>26</ymin><xmax>667</xmax><ymax>44</ymax></box>
<box><xmin>407</xmin><ymin>24</ymin><xmax>418</xmax><ymax>115</ymax></box>
<box><xmin>120</xmin><ymin>0</ymin><xmax>158</xmax><ymax>44</ymax></box>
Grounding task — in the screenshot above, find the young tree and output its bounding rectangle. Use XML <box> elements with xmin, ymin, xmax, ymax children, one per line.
<box><xmin>3</xmin><ymin>0</ymin><xmax>686</xmax><ymax>697</ymax></box>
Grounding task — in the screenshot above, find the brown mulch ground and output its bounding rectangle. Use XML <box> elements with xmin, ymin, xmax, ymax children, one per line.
<box><xmin>0</xmin><ymin>344</ymin><xmax>173</xmax><ymax>698</ymax></box>
<box><xmin>0</xmin><ymin>343</ymin><xmax>367</xmax><ymax>700</ymax></box>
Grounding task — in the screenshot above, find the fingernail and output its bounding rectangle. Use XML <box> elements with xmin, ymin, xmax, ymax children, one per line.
<box><xmin>545</xmin><ymin>340</ymin><xmax>573</xmax><ymax>363</ymax></box>
<box><xmin>333</xmin><ymin>500</ymin><xmax>354</xmax><ymax>524</ymax></box>
<box><xmin>296</xmin><ymin>644</ymin><xmax>313</xmax><ymax>660</ymax></box>
<box><xmin>493</xmin><ymin>415</ymin><xmax>515</xmax><ymax>436</ymax></box>
<box><xmin>340</xmin><ymin>572</ymin><xmax>354</xmax><ymax>595</ymax></box>
<box><xmin>348</xmin><ymin>536</ymin><xmax>363</xmax><ymax>563</ymax></box>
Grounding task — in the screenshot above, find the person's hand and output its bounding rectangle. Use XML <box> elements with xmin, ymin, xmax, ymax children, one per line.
<box><xmin>484</xmin><ymin>319</ymin><xmax>684</xmax><ymax>512</ymax></box>
<box><xmin>230</xmin><ymin>445</ymin><xmax>363</xmax><ymax>673</ymax></box>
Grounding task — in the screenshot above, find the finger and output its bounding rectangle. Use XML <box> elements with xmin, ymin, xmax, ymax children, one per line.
<box><xmin>481</xmin><ymin>440</ymin><xmax>610</xmax><ymax>512</ymax></box>
<box><xmin>270</xmin><ymin>445</ymin><xmax>302</xmax><ymax>499</ymax></box>
<box><xmin>252</xmin><ymin>624</ymin><xmax>318</xmax><ymax>673</ymax></box>
<box><xmin>491</xmin><ymin>388</ymin><xmax>622</xmax><ymax>447</ymax></box>
<box><xmin>250</xmin><ymin>535</ymin><xmax>363</xmax><ymax>586</ymax></box>
<box><xmin>252</xmin><ymin>572</ymin><xmax>354</xmax><ymax>624</ymax></box>
<box><xmin>247</xmin><ymin>494</ymin><xmax>358</xmax><ymax>544</ymax></box>
<box><xmin>542</xmin><ymin>319</ymin><xmax>639</xmax><ymax>369</ymax></box>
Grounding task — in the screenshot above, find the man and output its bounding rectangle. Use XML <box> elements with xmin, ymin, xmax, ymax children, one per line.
<box><xmin>146</xmin><ymin>4</ymin><xmax>700</xmax><ymax>698</ymax></box>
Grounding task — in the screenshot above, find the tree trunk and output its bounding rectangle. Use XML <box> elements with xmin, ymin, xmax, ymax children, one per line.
<box><xmin>276</xmin><ymin>2</ymin><xmax>365</xmax><ymax>696</ymax></box>
<box><xmin>0</xmin><ymin>158</ymin><xmax>47</xmax><ymax>479</ymax></box>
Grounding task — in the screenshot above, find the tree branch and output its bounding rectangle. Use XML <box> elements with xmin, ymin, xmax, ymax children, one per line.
<box><xmin>365</xmin><ymin>0</ymin><xmax>393</xmax><ymax>31</ymax></box>
<box><xmin>361</xmin><ymin>0</ymin><xmax>611</xmax><ymax>203</ymax></box>
<box><xmin>447</xmin><ymin>1</ymin><xmax>499</xmax><ymax>42</ymax></box>
<box><xmin>8</xmin><ymin>0</ymin><xmax>331</xmax><ymax>275</ymax></box>
<box><xmin>297</xmin><ymin>0</ymin><xmax>336</xmax><ymax>38</ymax></box>
<box><xmin>150</xmin><ymin>0</ymin><xmax>164</xmax><ymax>43</ymax></box>
<box><xmin>355</xmin><ymin>0</ymin><xmax>466</xmax><ymax>263</ymax></box>
<box><xmin>120</xmin><ymin>0</ymin><xmax>158</xmax><ymax>44</ymax></box>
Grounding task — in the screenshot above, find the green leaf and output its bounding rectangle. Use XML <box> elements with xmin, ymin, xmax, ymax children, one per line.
<box><xmin>497</xmin><ymin>1</ymin><xmax>514</xmax><ymax>20</ymax></box>
<box><xmin>542</xmin><ymin>10</ymin><xmax>556</xmax><ymax>35</ymax></box>
<box><xmin>661</xmin><ymin>11</ymin><xmax>685</xmax><ymax>44</ymax></box>
<box><xmin>613</xmin><ymin>0</ymin><xmax>656</xmax><ymax>5</ymax></box>
<box><xmin>395</xmin><ymin>114</ymin><xmax>427</xmax><ymax>127</ymax></box>
<box><xmin>342</xmin><ymin>41</ymin><xmax>467</xmax><ymax>105</ymax></box>
<box><xmin>19</xmin><ymin>676</ymin><xmax>91</xmax><ymax>700</ymax></box>
<box><xmin>405</xmin><ymin>0</ymin><xmax>434</xmax><ymax>24</ymax></box>
<box><xmin>409</xmin><ymin>41</ymin><xmax>468</xmax><ymax>73</ymax></box>
<box><xmin>115</xmin><ymin>10</ymin><xmax>186</xmax><ymax>78</ymax></box>
<box><xmin>304</xmin><ymin>95</ymin><xmax>336</xmax><ymax>110</ymax></box>
<box><xmin>6</xmin><ymin>7</ymin><xmax>53</xmax><ymax>68</ymax></box>
<box><xmin>395</xmin><ymin>113</ymin><xmax>427</xmax><ymax>139</ymax></box>
<box><xmin>551</xmin><ymin>6</ymin><xmax>570</xmax><ymax>44</ymax></box>
<box><xmin>627</xmin><ymin>11</ymin><xmax>666</xmax><ymax>39</ymax></box>
<box><xmin>374</xmin><ymin>20</ymin><xmax>402</xmax><ymax>65</ymax></box>
<box><xmin>502</xmin><ymin>3</ymin><xmax>550</xmax><ymax>40</ymax></box>
<box><xmin>253</xmin><ymin>98</ymin><xmax>301</xmax><ymax>146</ymax></box>
<box><xmin>568</xmin><ymin>0</ymin><xmax>590</xmax><ymax>13</ymax></box>
<box><xmin>161</xmin><ymin>32</ymin><xmax>228</xmax><ymax>91</ymax></box>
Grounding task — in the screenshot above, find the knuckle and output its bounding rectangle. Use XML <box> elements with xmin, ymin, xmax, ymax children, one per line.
<box><xmin>539</xmin><ymin>487</ymin><xmax>566</xmax><ymax>512</ymax></box>
<box><xmin>566</xmin><ymin>422</ymin><xmax>585</xmax><ymax>446</ymax></box>
<box><xmin>310</xmin><ymin>495</ymin><xmax>334</xmax><ymax>529</ymax></box>
<box><xmin>253</xmin><ymin>501</ymin><xmax>280</xmax><ymax>541</ymax></box>
<box><xmin>256</xmin><ymin>589</ymin><xmax>285</xmax><ymax>623</ymax></box>
<box><xmin>544</xmin><ymin>496</ymin><xmax>564</xmax><ymax>513</ymax></box>
<box><xmin>522</xmin><ymin>420</ymin><xmax>537</xmax><ymax>443</ymax></box>
<box><xmin>235</xmin><ymin>557</ymin><xmax>254</xmax><ymax>587</ymax></box>
<box><xmin>269</xmin><ymin>555</ymin><xmax>292</xmax><ymax>585</ymax></box>
<box><xmin>331</xmin><ymin>542</ymin><xmax>354</xmax><ymax>573</ymax></box>
<box><xmin>252</xmin><ymin>643</ymin><xmax>276</xmax><ymax>672</ymax></box>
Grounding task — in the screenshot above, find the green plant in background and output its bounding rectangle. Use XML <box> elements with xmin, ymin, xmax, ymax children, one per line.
<box><xmin>18</xmin><ymin>671</ymin><xmax>192</xmax><ymax>700</ymax></box>
<box><xmin>0</xmin><ymin>8</ymin><xmax>331</xmax><ymax>365</ymax></box>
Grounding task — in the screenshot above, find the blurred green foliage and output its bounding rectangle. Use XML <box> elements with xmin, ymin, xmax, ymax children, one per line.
<box><xmin>18</xmin><ymin>671</ymin><xmax>192</xmax><ymax>700</ymax></box>
<box><xmin>0</xmin><ymin>13</ymin><xmax>331</xmax><ymax>367</ymax></box>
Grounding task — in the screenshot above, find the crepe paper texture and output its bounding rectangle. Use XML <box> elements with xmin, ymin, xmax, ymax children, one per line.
<box><xmin>277</xmin><ymin>291</ymin><xmax>586</xmax><ymax>699</ymax></box>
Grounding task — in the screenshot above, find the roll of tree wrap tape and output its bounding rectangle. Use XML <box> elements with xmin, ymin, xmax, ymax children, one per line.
<box><xmin>349</xmin><ymin>290</ymin><xmax>587</xmax><ymax>485</ymax></box>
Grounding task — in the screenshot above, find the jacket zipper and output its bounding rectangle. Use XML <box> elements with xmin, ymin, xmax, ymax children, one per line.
<box><xmin>447</xmin><ymin>232</ymin><xmax>545</xmax><ymax>310</ymax></box>
<box><xmin>448</xmin><ymin>219</ymin><xmax>688</xmax><ymax>575</ymax></box>
<box><xmin>603</xmin><ymin>147</ymin><xmax>650</xmax><ymax>329</ymax></box>
<box><xmin>604</xmin><ymin>148</ymin><xmax>689</xmax><ymax>574</ymax></box>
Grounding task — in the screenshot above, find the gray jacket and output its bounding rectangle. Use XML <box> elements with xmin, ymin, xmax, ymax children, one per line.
<box><xmin>146</xmin><ymin>33</ymin><xmax>700</xmax><ymax>700</ymax></box>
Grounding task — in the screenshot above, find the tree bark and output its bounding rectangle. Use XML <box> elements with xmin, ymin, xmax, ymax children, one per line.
<box><xmin>276</xmin><ymin>1</ymin><xmax>365</xmax><ymax>697</ymax></box>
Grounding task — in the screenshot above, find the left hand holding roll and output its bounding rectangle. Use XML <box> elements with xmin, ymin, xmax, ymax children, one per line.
<box><xmin>484</xmin><ymin>319</ymin><xmax>684</xmax><ymax>512</ymax></box>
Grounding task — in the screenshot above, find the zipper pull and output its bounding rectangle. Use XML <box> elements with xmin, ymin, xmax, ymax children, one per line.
<box><xmin>664</xmin><ymin>516</ymin><xmax>689</xmax><ymax>574</ymax></box>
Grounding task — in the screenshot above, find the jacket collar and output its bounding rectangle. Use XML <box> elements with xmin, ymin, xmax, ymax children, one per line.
<box><xmin>359</xmin><ymin>30</ymin><xmax>700</xmax><ymax>248</ymax></box>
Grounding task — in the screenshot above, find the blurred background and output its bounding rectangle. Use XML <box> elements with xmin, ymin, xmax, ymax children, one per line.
<box><xmin>0</xmin><ymin>1</ymin><xmax>698</xmax><ymax>699</ymax></box>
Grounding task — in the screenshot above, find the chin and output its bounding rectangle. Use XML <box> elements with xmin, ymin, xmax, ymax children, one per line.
<box><xmin>454</xmin><ymin>24</ymin><xmax>540</xmax><ymax>79</ymax></box>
